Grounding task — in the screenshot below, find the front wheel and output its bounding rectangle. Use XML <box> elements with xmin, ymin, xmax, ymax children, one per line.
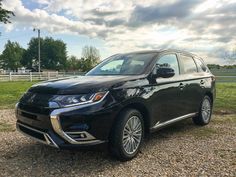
<box><xmin>109</xmin><ymin>109</ymin><xmax>144</xmax><ymax>161</ymax></box>
<box><xmin>193</xmin><ymin>95</ymin><xmax>212</xmax><ymax>125</ymax></box>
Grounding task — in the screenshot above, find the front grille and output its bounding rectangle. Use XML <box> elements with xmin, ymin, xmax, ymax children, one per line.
<box><xmin>20</xmin><ymin>92</ymin><xmax>54</xmax><ymax>107</ymax></box>
<box><xmin>21</xmin><ymin>111</ymin><xmax>37</xmax><ymax>120</ymax></box>
<box><xmin>18</xmin><ymin>103</ymin><xmax>51</xmax><ymax>115</ymax></box>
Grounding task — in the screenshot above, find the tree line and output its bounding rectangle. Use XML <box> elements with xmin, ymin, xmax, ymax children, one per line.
<box><xmin>1</xmin><ymin>2</ymin><xmax>100</xmax><ymax>72</ymax></box>
<box><xmin>207</xmin><ymin>64</ymin><xmax>236</xmax><ymax>70</ymax></box>
<box><xmin>0</xmin><ymin>38</ymin><xmax>100</xmax><ymax>72</ymax></box>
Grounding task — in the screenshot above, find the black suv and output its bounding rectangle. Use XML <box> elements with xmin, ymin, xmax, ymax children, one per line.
<box><xmin>16</xmin><ymin>50</ymin><xmax>215</xmax><ymax>161</ymax></box>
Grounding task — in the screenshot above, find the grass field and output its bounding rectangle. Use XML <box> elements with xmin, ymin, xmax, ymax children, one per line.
<box><xmin>214</xmin><ymin>82</ymin><xmax>236</xmax><ymax>113</ymax></box>
<box><xmin>0</xmin><ymin>82</ymin><xmax>37</xmax><ymax>109</ymax></box>
<box><xmin>0</xmin><ymin>81</ymin><xmax>235</xmax><ymax>113</ymax></box>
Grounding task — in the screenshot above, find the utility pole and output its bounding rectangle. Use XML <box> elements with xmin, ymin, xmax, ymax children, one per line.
<box><xmin>33</xmin><ymin>28</ymin><xmax>41</xmax><ymax>73</ymax></box>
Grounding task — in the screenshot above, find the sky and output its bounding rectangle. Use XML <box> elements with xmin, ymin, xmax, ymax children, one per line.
<box><xmin>0</xmin><ymin>0</ymin><xmax>236</xmax><ymax>64</ymax></box>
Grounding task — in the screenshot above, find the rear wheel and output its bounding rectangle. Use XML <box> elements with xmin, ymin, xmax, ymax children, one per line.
<box><xmin>193</xmin><ymin>95</ymin><xmax>212</xmax><ymax>125</ymax></box>
<box><xmin>109</xmin><ymin>109</ymin><xmax>144</xmax><ymax>161</ymax></box>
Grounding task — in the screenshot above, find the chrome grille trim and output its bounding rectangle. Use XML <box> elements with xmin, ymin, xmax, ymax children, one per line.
<box><xmin>50</xmin><ymin>92</ymin><xmax>108</xmax><ymax>145</ymax></box>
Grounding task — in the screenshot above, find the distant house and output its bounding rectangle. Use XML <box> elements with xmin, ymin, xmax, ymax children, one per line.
<box><xmin>17</xmin><ymin>67</ymin><xmax>31</xmax><ymax>74</ymax></box>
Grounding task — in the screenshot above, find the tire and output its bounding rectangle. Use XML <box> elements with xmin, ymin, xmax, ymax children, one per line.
<box><xmin>192</xmin><ymin>95</ymin><xmax>212</xmax><ymax>126</ymax></box>
<box><xmin>109</xmin><ymin>108</ymin><xmax>144</xmax><ymax>161</ymax></box>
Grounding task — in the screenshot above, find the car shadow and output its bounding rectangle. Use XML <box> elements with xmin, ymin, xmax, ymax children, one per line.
<box><xmin>3</xmin><ymin>119</ymin><xmax>201</xmax><ymax>176</ymax></box>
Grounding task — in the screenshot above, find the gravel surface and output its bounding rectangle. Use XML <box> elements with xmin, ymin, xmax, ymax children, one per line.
<box><xmin>0</xmin><ymin>109</ymin><xmax>235</xmax><ymax>177</ymax></box>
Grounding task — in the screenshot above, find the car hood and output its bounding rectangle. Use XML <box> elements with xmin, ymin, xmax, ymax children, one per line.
<box><xmin>28</xmin><ymin>75</ymin><xmax>146</xmax><ymax>94</ymax></box>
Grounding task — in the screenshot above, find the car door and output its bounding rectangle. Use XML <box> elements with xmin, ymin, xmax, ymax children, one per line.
<box><xmin>177</xmin><ymin>53</ymin><xmax>205</xmax><ymax>114</ymax></box>
<box><xmin>151</xmin><ymin>53</ymin><xmax>186</xmax><ymax>125</ymax></box>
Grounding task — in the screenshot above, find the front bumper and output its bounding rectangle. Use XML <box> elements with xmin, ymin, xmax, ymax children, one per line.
<box><xmin>15</xmin><ymin>99</ymin><xmax>120</xmax><ymax>148</ymax></box>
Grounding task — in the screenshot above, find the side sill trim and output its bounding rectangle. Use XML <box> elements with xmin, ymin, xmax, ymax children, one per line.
<box><xmin>151</xmin><ymin>112</ymin><xmax>198</xmax><ymax>130</ymax></box>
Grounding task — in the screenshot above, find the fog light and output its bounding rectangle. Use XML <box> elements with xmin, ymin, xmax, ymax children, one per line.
<box><xmin>80</xmin><ymin>133</ymin><xmax>86</xmax><ymax>138</ymax></box>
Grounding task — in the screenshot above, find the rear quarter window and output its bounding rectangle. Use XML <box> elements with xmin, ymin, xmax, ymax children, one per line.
<box><xmin>179</xmin><ymin>54</ymin><xmax>197</xmax><ymax>74</ymax></box>
<box><xmin>194</xmin><ymin>57</ymin><xmax>208</xmax><ymax>72</ymax></box>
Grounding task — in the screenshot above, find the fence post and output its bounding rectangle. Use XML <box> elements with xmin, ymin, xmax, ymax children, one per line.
<box><xmin>47</xmin><ymin>72</ymin><xmax>50</xmax><ymax>80</ymax></box>
<box><xmin>9</xmin><ymin>72</ymin><xmax>12</xmax><ymax>81</ymax></box>
<box><xmin>30</xmin><ymin>72</ymin><xmax>32</xmax><ymax>82</ymax></box>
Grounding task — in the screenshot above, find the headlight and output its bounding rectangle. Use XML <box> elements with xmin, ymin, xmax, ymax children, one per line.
<box><xmin>49</xmin><ymin>91</ymin><xmax>108</xmax><ymax>108</ymax></box>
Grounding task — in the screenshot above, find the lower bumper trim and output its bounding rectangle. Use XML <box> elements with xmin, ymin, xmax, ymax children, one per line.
<box><xmin>16</xmin><ymin>122</ymin><xmax>59</xmax><ymax>148</ymax></box>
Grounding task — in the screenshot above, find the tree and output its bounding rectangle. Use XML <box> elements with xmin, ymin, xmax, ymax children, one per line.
<box><xmin>0</xmin><ymin>0</ymin><xmax>14</xmax><ymax>24</ymax></box>
<box><xmin>43</xmin><ymin>37</ymin><xmax>67</xmax><ymax>70</ymax></box>
<box><xmin>66</xmin><ymin>55</ymin><xmax>80</xmax><ymax>71</ymax></box>
<box><xmin>0</xmin><ymin>54</ymin><xmax>3</xmax><ymax>68</ymax></box>
<box><xmin>21</xmin><ymin>38</ymin><xmax>43</xmax><ymax>69</ymax></box>
<box><xmin>22</xmin><ymin>37</ymin><xmax>67</xmax><ymax>70</ymax></box>
<box><xmin>80</xmin><ymin>46</ymin><xmax>100</xmax><ymax>72</ymax></box>
<box><xmin>207</xmin><ymin>64</ymin><xmax>220</xmax><ymax>70</ymax></box>
<box><xmin>0</xmin><ymin>40</ymin><xmax>25</xmax><ymax>71</ymax></box>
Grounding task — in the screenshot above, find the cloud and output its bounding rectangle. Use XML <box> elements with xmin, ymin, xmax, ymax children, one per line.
<box><xmin>90</xmin><ymin>9</ymin><xmax>121</xmax><ymax>17</ymax></box>
<box><xmin>129</xmin><ymin>0</ymin><xmax>202</xmax><ymax>27</ymax></box>
<box><xmin>1</xmin><ymin>0</ymin><xmax>236</xmax><ymax>64</ymax></box>
<box><xmin>1</xmin><ymin>0</ymin><xmax>107</xmax><ymax>37</ymax></box>
<box><xmin>32</xmin><ymin>0</ymin><xmax>50</xmax><ymax>5</ymax></box>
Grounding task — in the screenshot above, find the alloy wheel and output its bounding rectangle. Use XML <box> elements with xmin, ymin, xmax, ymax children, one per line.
<box><xmin>122</xmin><ymin>116</ymin><xmax>142</xmax><ymax>155</ymax></box>
<box><xmin>201</xmin><ymin>98</ymin><xmax>211</xmax><ymax>122</ymax></box>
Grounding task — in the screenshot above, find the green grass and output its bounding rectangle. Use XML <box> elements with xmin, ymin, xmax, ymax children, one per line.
<box><xmin>188</xmin><ymin>127</ymin><xmax>219</xmax><ymax>138</ymax></box>
<box><xmin>214</xmin><ymin>82</ymin><xmax>236</xmax><ymax>114</ymax></box>
<box><xmin>0</xmin><ymin>121</ymin><xmax>15</xmax><ymax>132</ymax></box>
<box><xmin>0</xmin><ymin>81</ymin><xmax>235</xmax><ymax>114</ymax></box>
<box><xmin>213</xmin><ymin>114</ymin><xmax>236</xmax><ymax>124</ymax></box>
<box><xmin>0</xmin><ymin>81</ymin><xmax>38</xmax><ymax>109</ymax></box>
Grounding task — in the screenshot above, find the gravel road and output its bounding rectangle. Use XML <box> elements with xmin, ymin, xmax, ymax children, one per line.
<box><xmin>0</xmin><ymin>109</ymin><xmax>235</xmax><ymax>177</ymax></box>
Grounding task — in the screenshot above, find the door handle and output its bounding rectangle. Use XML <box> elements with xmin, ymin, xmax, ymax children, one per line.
<box><xmin>179</xmin><ymin>83</ymin><xmax>185</xmax><ymax>90</ymax></box>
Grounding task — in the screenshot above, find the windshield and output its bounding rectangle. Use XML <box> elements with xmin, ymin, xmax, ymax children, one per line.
<box><xmin>86</xmin><ymin>53</ymin><xmax>156</xmax><ymax>76</ymax></box>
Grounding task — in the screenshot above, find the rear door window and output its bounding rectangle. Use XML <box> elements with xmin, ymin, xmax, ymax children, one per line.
<box><xmin>180</xmin><ymin>54</ymin><xmax>197</xmax><ymax>74</ymax></box>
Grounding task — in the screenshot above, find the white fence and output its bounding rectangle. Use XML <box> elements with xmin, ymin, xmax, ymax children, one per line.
<box><xmin>0</xmin><ymin>72</ymin><xmax>236</xmax><ymax>82</ymax></box>
<box><xmin>0</xmin><ymin>72</ymin><xmax>85</xmax><ymax>82</ymax></box>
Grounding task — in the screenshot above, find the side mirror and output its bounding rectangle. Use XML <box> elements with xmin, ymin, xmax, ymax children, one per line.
<box><xmin>154</xmin><ymin>67</ymin><xmax>175</xmax><ymax>78</ymax></box>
